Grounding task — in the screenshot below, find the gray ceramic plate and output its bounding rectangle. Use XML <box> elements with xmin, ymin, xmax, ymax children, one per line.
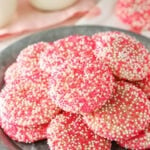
<box><xmin>0</xmin><ymin>25</ymin><xmax>149</xmax><ymax>150</ymax></box>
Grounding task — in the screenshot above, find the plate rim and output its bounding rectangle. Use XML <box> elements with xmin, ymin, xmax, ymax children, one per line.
<box><xmin>1</xmin><ymin>25</ymin><xmax>150</xmax><ymax>52</ymax></box>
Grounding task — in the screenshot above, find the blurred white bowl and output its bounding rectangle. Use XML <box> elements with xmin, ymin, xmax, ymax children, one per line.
<box><xmin>0</xmin><ymin>0</ymin><xmax>17</xmax><ymax>28</ymax></box>
<box><xmin>29</xmin><ymin>0</ymin><xmax>78</xmax><ymax>11</ymax></box>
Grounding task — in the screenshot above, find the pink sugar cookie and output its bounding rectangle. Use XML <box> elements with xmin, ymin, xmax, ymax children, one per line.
<box><xmin>119</xmin><ymin>124</ymin><xmax>150</xmax><ymax>150</ymax></box>
<box><xmin>39</xmin><ymin>35</ymin><xmax>96</xmax><ymax>74</ymax></box>
<box><xmin>4</xmin><ymin>62</ymin><xmax>51</xmax><ymax>84</ymax></box>
<box><xmin>43</xmin><ymin>35</ymin><xmax>115</xmax><ymax>113</ymax></box>
<box><xmin>83</xmin><ymin>81</ymin><xmax>150</xmax><ymax>141</ymax></box>
<box><xmin>4</xmin><ymin>63</ymin><xmax>20</xmax><ymax>84</ymax></box>
<box><xmin>93</xmin><ymin>31</ymin><xmax>149</xmax><ymax>81</ymax></box>
<box><xmin>47</xmin><ymin>112</ymin><xmax>111</xmax><ymax>150</ymax></box>
<box><xmin>5</xmin><ymin>42</ymin><xmax>52</xmax><ymax>84</ymax></box>
<box><xmin>40</xmin><ymin>35</ymin><xmax>114</xmax><ymax>113</ymax></box>
<box><xmin>49</xmin><ymin>58</ymin><xmax>114</xmax><ymax>113</ymax></box>
<box><xmin>0</xmin><ymin>76</ymin><xmax>61</xmax><ymax>127</ymax></box>
<box><xmin>135</xmin><ymin>74</ymin><xmax>150</xmax><ymax>98</ymax></box>
<box><xmin>116</xmin><ymin>0</ymin><xmax>150</xmax><ymax>32</ymax></box>
<box><xmin>17</xmin><ymin>42</ymin><xmax>51</xmax><ymax>68</ymax></box>
<box><xmin>1</xmin><ymin>121</ymin><xmax>48</xmax><ymax>143</ymax></box>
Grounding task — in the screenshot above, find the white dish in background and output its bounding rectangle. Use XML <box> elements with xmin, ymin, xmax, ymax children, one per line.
<box><xmin>29</xmin><ymin>0</ymin><xmax>78</xmax><ymax>11</ymax></box>
<box><xmin>0</xmin><ymin>0</ymin><xmax>17</xmax><ymax>28</ymax></box>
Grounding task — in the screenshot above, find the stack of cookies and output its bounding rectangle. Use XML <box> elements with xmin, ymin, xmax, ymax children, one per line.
<box><xmin>0</xmin><ymin>32</ymin><xmax>150</xmax><ymax>150</ymax></box>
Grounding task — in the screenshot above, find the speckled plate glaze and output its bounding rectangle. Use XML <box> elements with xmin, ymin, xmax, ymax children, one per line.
<box><xmin>0</xmin><ymin>26</ymin><xmax>149</xmax><ymax>150</ymax></box>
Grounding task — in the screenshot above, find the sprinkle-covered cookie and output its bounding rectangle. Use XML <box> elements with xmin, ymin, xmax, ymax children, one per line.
<box><xmin>17</xmin><ymin>42</ymin><xmax>51</xmax><ymax>69</ymax></box>
<box><xmin>47</xmin><ymin>112</ymin><xmax>111</xmax><ymax>150</ymax></box>
<box><xmin>93</xmin><ymin>31</ymin><xmax>149</xmax><ymax>81</ymax></box>
<box><xmin>116</xmin><ymin>0</ymin><xmax>150</xmax><ymax>32</ymax></box>
<box><xmin>4</xmin><ymin>63</ymin><xmax>21</xmax><ymax>84</ymax></box>
<box><xmin>4</xmin><ymin>62</ymin><xmax>51</xmax><ymax>84</ymax></box>
<box><xmin>39</xmin><ymin>35</ymin><xmax>96</xmax><ymax>74</ymax></box>
<box><xmin>119</xmin><ymin>124</ymin><xmax>150</xmax><ymax>150</ymax></box>
<box><xmin>49</xmin><ymin>59</ymin><xmax>114</xmax><ymax>114</ymax></box>
<box><xmin>1</xmin><ymin>121</ymin><xmax>48</xmax><ymax>143</ymax></box>
<box><xmin>83</xmin><ymin>81</ymin><xmax>150</xmax><ymax>141</ymax></box>
<box><xmin>5</xmin><ymin>42</ymin><xmax>52</xmax><ymax>84</ymax></box>
<box><xmin>0</xmin><ymin>75</ymin><xmax>61</xmax><ymax>127</ymax></box>
<box><xmin>135</xmin><ymin>73</ymin><xmax>150</xmax><ymax>98</ymax></box>
<box><xmin>44</xmin><ymin>35</ymin><xmax>114</xmax><ymax>113</ymax></box>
